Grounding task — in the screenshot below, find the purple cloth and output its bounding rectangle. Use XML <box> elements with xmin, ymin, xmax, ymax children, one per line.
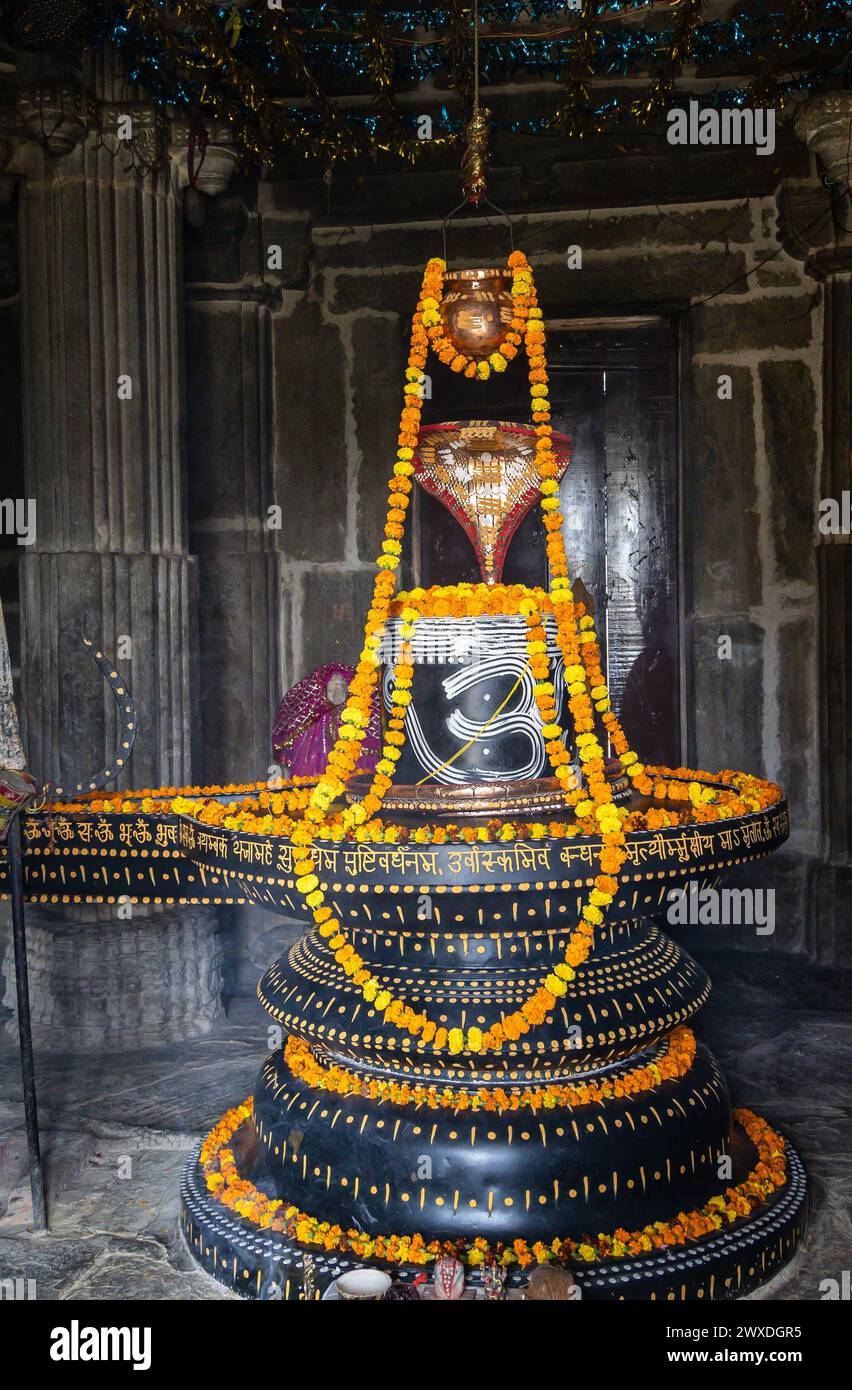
<box><xmin>272</xmin><ymin>663</ymin><xmax>380</xmax><ymax>777</ymax></box>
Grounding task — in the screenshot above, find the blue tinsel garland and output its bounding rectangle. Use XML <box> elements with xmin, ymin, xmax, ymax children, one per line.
<box><xmin>96</xmin><ymin>0</ymin><xmax>852</xmax><ymax>155</ymax></box>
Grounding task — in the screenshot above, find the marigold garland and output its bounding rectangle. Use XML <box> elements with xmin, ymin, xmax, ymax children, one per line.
<box><xmin>173</xmin><ymin>766</ymin><xmax>781</xmax><ymax>843</ymax></box>
<box><xmin>278</xmin><ymin>250</ymin><xmax>639</xmax><ymax>1055</ymax></box>
<box><xmin>199</xmin><ymin>1100</ymin><xmax>788</xmax><ymax>1269</ymax></box>
<box><xmin>162</xmin><ymin>252</ymin><xmax>784</xmax><ymax>1054</ymax></box>
<box><xmin>389</xmin><ymin>582</ymin><xmax>556</xmax><ymax>621</ymax></box>
<box><xmin>165</xmin><ymin>251</ymin><xmax>783</xmax><ymax>1058</ymax></box>
<box><xmin>283</xmin><ymin>1026</ymin><xmax>696</xmax><ymax>1114</ymax></box>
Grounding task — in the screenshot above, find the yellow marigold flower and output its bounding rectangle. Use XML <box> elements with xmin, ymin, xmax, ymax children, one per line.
<box><xmin>467</xmin><ymin>1027</ymin><xmax>483</xmax><ymax>1052</ymax></box>
<box><xmin>375</xmin><ymin>990</ymin><xmax>392</xmax><ymax>1011</ymax></box>
<box><xmin>362</xmin><ymin>979</ymin><xmax>378</xmax><ymax>1002</ymax></box>
<box><xmin>448</xmin><ymin>1028</ymin><xmax>465</xmax><ymax>1054</ymax></box>
<box><xmin>545</xmin><ymin>973</ymin><xmax>567</xmax><ymax>997</ymax></box>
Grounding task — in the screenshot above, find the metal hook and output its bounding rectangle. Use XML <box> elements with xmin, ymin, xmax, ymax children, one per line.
<box><xmin>441</xmin><ymin>194</ymin><xmax>514</xmax><ymax>265</ymax></box>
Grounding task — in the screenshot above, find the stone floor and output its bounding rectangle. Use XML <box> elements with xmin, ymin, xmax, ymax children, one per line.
<box><xmin>0</xmin><ymin>935</ymin><xmax>848</xmax><ymax>1301</ymax></box>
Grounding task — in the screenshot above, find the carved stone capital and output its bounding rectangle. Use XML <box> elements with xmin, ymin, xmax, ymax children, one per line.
<box><xmin>14</xmin><ymin>49</ymin><xmax>89</xmax><ymax>158</ymax></box>
<box><xmin>169</xmin><ymin>116</ymin><xmax>239</xmax><ymax>197</ymax></box>
<box><xmin>97</xmin><ymin>102</ymin><xmax>168</xmax><ymax>172</ymax></box>
<box><xmin>794</xmin><ymin>92</ymin><xmax>852</xmax><ymax>186</ymax></box>
<box><xmin>775</xmin><ymin>174</ymin><xmax>852</xmax><ymax>279</ymax></box>
<box><xmin>17</xmin><ymin>76</ymin><xmax>89</xmax><ymax>156</ymax></box>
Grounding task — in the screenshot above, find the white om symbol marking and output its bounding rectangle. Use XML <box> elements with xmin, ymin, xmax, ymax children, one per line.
<box><xmin>385</xmin><ymin>656</ymin><xmax>566</xmax><ymax>784</ymax></box>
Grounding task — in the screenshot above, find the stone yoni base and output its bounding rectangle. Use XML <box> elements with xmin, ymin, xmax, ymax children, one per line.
<box><xmin>179</xmin><ymin>1129</ymin><xmax>808</xmax><ymax>1301</ymax></box>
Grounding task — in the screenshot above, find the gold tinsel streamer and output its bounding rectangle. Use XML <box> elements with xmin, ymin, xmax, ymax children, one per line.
<box><xmin>126</xmin><ymin>0</ymin><xmax>298</xmax><ymax>165</ymax></box>
<box><xmin>550</xmin><ymin>0</ymin><xmax>599</xmax><ymax>137</ymax></box>
<box><xmin>447</xmin><ymin>0</ymin><xmax>476</xmax><ymax>106</ymax></box>
<box><xmin>630</xmin><ymin>0</ymin><xmax>703</xmax><ymax>121</ymax></box>
<box><xmin>124</xmin><ymin>0</ymin><xmax>454</xmax><ymax>169</ymax></box>
<box><xmin>172</xmin><ymin>0</ymin><xmax>341</xmax><ymax>162</ymax></box>
<box><xmin>360</xmin><ymin>0</ymin><xmax>407</xmax><ymax>154</ymax></box>
<box><xmin>115</xmin><ymin>0</ymin><xmax>823</xmax><ymax>172</ymax></box>
<box><xmin>748</xmin><ymin>0</ymin><xmax>814</xmax><ymax>109</ymax></box>
<box><xmin>258</xmin><ymin>6</ymin><xmax>355</xmax><ymax>156</ymax></box>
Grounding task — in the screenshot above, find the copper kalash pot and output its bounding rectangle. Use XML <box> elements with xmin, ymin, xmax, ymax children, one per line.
<box><xmin>440</xmin><ymin>267</ymin><xmax>514</xmax><ymax>358</ymax></box>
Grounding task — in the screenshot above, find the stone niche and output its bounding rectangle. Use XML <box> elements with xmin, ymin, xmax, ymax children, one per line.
<box><xmin>1</xmin><ymin>905</ymin><xmax>224</xmax><ymax>1052</ymax></box>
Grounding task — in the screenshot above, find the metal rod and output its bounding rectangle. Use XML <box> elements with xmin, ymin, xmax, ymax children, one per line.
<box><xmin>8</xmin><ymin>812</ymin><xmax>46</xmax><ymax>1230</ymax></box>
<box><xmin>442</xmin><ymin>194</ymin><xmax>514</xmax><ymax>263</ymax></box>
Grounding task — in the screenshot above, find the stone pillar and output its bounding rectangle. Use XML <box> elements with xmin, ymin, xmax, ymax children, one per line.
<box><xmin>182</xmin><ymin>185</ymin><xmax>283</xmax><ymax>784</ymax></box>
<box><xmin>2</xmin><ymin>905</ymin><xmax>224</xmax><ymax>1051</ymax></box>
<box><xmin>0</xmin><ymin>152</ymin><xmax>23</xmax><ymax>690</ymax></box>
<box><xmin>0</xmin><ymin>46</ymin><xmax>228</xmax><ymax>1049</ymax></box>
<box><xmin>813</xmin><ymin>267</ymin><xmax>852</xmax><ymax>965</ymax></box>
<box><xmin>791</xmin><ymin>95</ymin><xmax>852</xmax><ymax>965</ymax></box>
<box><xmin>13</xmin><ymin>48</ymin><xmax>193</xmax><ymax>789</ymax></box>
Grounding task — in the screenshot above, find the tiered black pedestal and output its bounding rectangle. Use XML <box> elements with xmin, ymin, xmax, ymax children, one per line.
<box><xmin>178</xmin><ymin>800</ymin><xmax>807</xmax><ymax>1299</ymax></box>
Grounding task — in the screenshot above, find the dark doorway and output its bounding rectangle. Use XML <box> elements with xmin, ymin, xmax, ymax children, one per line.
<box><xmin>407</xmin><ymin>317</ymin><xmax>680</xmax><ymax>766</ymax></box>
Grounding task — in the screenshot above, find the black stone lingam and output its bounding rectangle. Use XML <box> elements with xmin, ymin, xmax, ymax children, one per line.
<box><xmin>381</xmin><ymin>612</ymin><xmax>571</xmax><ymax>787</ymax></box>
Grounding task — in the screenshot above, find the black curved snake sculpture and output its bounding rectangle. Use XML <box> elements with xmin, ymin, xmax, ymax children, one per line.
<box><xmin>46</xmin><ymin>635</ymin><xmax>137</xmax><ymax>799</ymax></box>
